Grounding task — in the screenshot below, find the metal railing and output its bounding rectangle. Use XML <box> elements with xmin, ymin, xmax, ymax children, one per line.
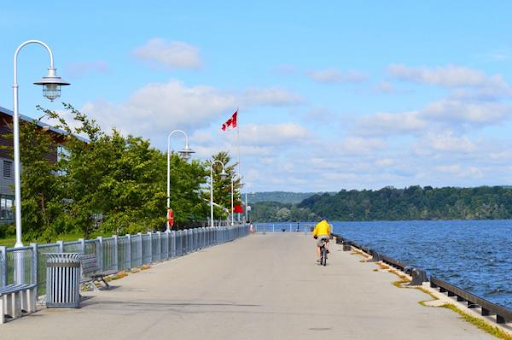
<box><xmin>430</xmin><ymin>276</ymin><xmax>512</xmax><ymax>324</ymax></box>
<box><xmin>332</xmin><ymin>233</ymin><xmax>512</xmax><ymax>324</ymax></box>
<box><xmin>0</xmin><ymin>225</ymin><xmax>249</xmax><ymax>297</ymax></box>
<box><xmin>253</xmin><ymin>223</ymin><xmax>316</xmax><ymax>233</ymax></box>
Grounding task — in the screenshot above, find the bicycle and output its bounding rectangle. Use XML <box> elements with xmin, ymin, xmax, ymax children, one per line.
<box><xmin>319</xmin><ymin>239</ymin><xmax>328</xmax><ymax>266</ymax></box>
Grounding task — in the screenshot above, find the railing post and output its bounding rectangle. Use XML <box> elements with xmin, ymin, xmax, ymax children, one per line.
<box><xmin>0</xmin><ymin>246</ymin><xmax>6</xmax><ymax>286</ymax></box>
<box><xmin>137</xmin><ymin>233</ymin><xmax>142</xmax><ymax>267</ymax></box>
<box><xmin>156</xmin><ymin>232</ymin><xmax>161</xmax><ymax>261</ymax></box>
<box><xmin>30</xmin><ymin>243</ymin><xmax>38</xmax><ymax>286</ymax></box>
<box><xmin>126</xmin><ymin>234</ymin><xmax>132</xmax><ymax>269</ymax></box>
<box><xmin>57</xmin><ymin>240</ymin><xmax>64</xmax><ymax>253</ymax></box>
<box><xmin>97</xmin><ymin>237</ymin><xmax>104</xmax><ymax>272</ymax></box>
<box><xmin>79</xmin><ymin>238</ymin><xmax>85</xmax><ymax>254</ymax></box>
<box><xmin>170</xmin><ymin>231</ymin><xmax>175</xmax><ymax>258</ymax></box>
<box><xmin>113</xmin><ymin>235</ymin><xmax>119</xmax><ymax>271</ymax></box>
<box><xmin>148</xmin><ymin>232</ymin><xmax>153</xmax><ymax>263</ymax></box>
<box><xmin>164</xmin><ymin>231</ymin><xmax>169</xmax><ymax>259</ymax></box>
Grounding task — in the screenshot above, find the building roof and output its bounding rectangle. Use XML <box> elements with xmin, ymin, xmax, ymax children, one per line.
<box><xmin>0</xmin><ymin>105</ymin><xmax>89</xmax><ymax>143</ymax></box>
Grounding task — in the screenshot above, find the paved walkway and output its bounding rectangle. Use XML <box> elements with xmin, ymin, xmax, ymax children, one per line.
<box><xmin>2</xmin><ymin>233</ymin><xmax>492</xmax><ymax>339</ymax></box>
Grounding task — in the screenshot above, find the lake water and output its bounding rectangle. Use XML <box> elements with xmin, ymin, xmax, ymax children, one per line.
<box><xmin>254</xmin><ymin>220</ymin><xmax>512</xmax><ymax>309</ymax></box>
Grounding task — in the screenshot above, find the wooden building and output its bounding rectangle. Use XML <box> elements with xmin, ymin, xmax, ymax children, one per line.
<box><xmin>0</xmin><ymin>106</ymin><xmax>70</xmax><ymax>224</ymax></box>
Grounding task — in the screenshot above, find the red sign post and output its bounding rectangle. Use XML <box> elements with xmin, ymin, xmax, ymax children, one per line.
<box><xmin>167</xmin><ymin>209</ymin><xmax>174</xmax><ymax>228</ymax></box>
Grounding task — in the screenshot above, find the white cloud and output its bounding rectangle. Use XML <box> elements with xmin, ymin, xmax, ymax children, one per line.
<box><xmin>423</xmin><ymin>131</ymin><xmax>476</xmax><ymax>153</ymax></box>
<box><xmin>356</xmin><ymin>111</ymin><xmax>427</xmax><ymax>136</ymax></box>
<box><xmin>354</xmin><ymin>99</ymin><xmax>512</xmax><ymax>137</ymax></box>
<box><xmin>241</xmin><ymin>123</ymin><xmax>310</xmax><ymax>146</ymax></box>
<box><xmin>241</xmin><ymin>87</ymin><xmax>304</xmax><ymax>106</ymax></box>
<box><xmin>387</xmin><ymin>64</ymin><xmax>507</xmax><ymax>88</ymax></box>
<box><xmin>435</xmin><ymin>164</ymin><xmax>461</xmax><ymax>174</ymax></box>
<box><xmin>307</xmin><ymin>68</ymin><xmax>368</xmax><ymax>83</ymax></box>
<box><xmin>435</xmin><ymin>164</ymin><xmax>483</xmax><ymax>178</ymax></box>
<box><xmin>132</xmin><ymin>38</ymin><xmax>203</xmax><ymax>69</ymax></box>
<box><xmin>82</xmin><ymin>80</ymin><xmax>236</xmax><ymax>136</ymax></box>
<box><xmin>372</xmin><ymin>81</ymin><xmax>409</xmax><ymax>94</ymax></box>
<box><xmin>422</xmin><ymin>99</ymin><xmax>512</xmax><ymax>125</ymax></box>
<box><xmin>65</xmin><ymin>60</ymin><xmax>109</xmax><ymax>78</ymax></box>
<box><xmin>375</xmin><ymin>158</ymin><xmax>394</xmax><ymax>166</ymax></box>
<box><xmin>340</xmin><ymin>137</ymin><xmax>387</xmax><ymax>154</ymax></box>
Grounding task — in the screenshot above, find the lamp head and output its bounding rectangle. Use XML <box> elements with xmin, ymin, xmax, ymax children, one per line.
<box><xmin>178</xmin><ymin>146</ymin><xmax>195</xmax><ymax>161</ymax></box>
<box><xmin>220</xmin><ymin>170</ymin><xmax>228</xmax><ymax>181</ymax></box>
<box><xmin>34</xmin><ymin>68</ymin><xmax>70</xmax><ymax>102</ymax></box>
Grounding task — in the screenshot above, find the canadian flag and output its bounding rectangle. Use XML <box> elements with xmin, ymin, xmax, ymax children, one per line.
<box><xmin>222</xmin><ymin>110</ymin><xmax>238</xmax><ymax>131</ymax></box>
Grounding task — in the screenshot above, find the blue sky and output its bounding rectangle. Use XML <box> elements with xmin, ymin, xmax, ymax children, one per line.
<box><xmin>1</xmin><ymin>1</ymin><xmax>512</xmax><ymax>192</ymax></box>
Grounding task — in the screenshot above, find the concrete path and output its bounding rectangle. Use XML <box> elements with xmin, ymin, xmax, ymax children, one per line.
<box><xmin>2</xmin><ymin>233</ymin><xmax>492</xmax><ymax>339</ymax></box>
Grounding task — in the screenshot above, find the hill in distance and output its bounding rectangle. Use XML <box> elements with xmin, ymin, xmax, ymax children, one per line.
<box><xmin>244</xmin><ymin>191</ymin><xmax>335</xmax><ymax>204</ymax></box>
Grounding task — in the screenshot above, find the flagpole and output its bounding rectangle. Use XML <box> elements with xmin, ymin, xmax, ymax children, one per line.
<box><xmin>237</xmin><ymin>107</ymin><xmax>241</xmax><ymax>180</ymax></box>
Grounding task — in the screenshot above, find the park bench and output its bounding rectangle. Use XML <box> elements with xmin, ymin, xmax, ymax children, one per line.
<box><xmin>80</xmin><ymin>254</ymin><xmax>118</xmax><ymax>290</ymax></box>
<box><xmin>0</xmin><ymin>283</ymin><xmax>37</xmax><ymax>324</ymax></box>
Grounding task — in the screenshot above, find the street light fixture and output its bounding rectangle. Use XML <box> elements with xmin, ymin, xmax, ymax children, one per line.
<box><xmin>13</xmin><ymin>40</ymin><xmax>70</xmax><ymax>248</ymax></box>
<box><xmin>12</xmin><ymin>40</ymin><xmax>70</xmax><ymax>284</ymax></box>
<box><xmin>33</xmin><ymin>67</ymin><xmax>70</xmax><ymax>102</ymax></box>
<box><xmin>210</xmin><ymin>159</ymin><xmax>227</xmax><ymax>228</ymax></box>
<box><xmin>167</xmin><ymin>130</ymin><xmax>194</xmax><ymax>232</ymax></box>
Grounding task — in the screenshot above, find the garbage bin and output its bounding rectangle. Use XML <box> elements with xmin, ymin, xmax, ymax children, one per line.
<box><xmin>46</xmin><ymin>253</ymin><xmax>82</xmax><ymax>308</ymax></box>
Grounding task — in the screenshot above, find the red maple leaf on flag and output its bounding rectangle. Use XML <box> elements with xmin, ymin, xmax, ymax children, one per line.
<box><xmin>221</xmin><ymin>110</ymin><xmax>238</xmax><ymax>131</ymax></box>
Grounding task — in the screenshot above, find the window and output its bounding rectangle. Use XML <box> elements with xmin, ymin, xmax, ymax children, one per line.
<box><xmin>3</xmin><ymin>160</ymin><xmax>12</xmax><ymax>178</ymax></box>
<box><xmin>1</xmin><ymin>196</ymin><xmax>14</xmax><ymax>221</ymax></box>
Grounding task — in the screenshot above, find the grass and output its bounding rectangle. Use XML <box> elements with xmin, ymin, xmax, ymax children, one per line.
<box><xmin>416</xmin><ymin>286</ymin><xmax>440</xmax><ymax>306</ymax></box>
<box><xmin>376</xmin><ymin>262</ymin><xmax>390</xmax><ymax>270</ymax></box>
<box><xmin>376</xmin><ymin>261</ymin><xmax>512</xmax><ymax>339</ymax></box>
<box><xmin>442</xmin><ymin>304</ymin><xmax>512</xmax><ymax>340</ymax></box>
<box><xmin>0</xmin><ymin>232</ymin><xmax>116</xmax><ymax>247</ymax></box>
<box><xmin>389</xmin><ymin>269</ymin><xmax>411</xmax><ymax>287</ymax></box>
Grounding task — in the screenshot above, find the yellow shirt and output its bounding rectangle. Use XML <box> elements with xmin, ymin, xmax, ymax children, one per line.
<box><xmin>313</xmin><ymin>220</ymin><xmax>331</xmax><ymax>237</ymax></box>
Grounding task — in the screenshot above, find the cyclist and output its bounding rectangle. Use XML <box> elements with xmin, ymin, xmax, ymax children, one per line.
<box><xmin>313</xmin><ymin>217</ymin><xmax>331</xmax><ymax>263</ymax></box>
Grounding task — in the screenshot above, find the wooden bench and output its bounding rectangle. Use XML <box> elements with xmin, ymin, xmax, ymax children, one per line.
<box><xmin>80</xmin><ymin>254</ymin><xmax>118</xmax><ymax>289</ymax></box>
<box><xmin>0</xmin><ymin>283</ymin><xmax>37</xmax><ymax>324</ymax></box>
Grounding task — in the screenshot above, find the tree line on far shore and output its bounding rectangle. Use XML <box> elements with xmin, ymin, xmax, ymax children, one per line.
<box><xmin>249</xmin><ymin>185</ymin><xmax>512</xmax><ymax>222</ymax></box>
<box><xmin>1</xmin><ymin>104</ymin><xmax>241</xmax><ymax>242</ymax></box>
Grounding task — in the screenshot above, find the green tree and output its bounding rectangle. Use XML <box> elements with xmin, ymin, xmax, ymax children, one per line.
<box><xmin>205</xmin><ymin>152</ymin><xmax>242</xmax><ymax>220</ymax></box>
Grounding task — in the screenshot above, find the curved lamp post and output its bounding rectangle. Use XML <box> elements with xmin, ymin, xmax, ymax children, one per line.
<box><xmin>231</xmin><ymin>177</ymin><xmax>234</xmax><ymax>226</ymax></box>
<box><xmin>167</xmin><ymin>130</ymin><xmax>194</xmax><ymax>232</ymax></box>
<box><xmin>210</xmin><ymin>160</ymin><xmax>227</xmax><ymax>228</ymax></box>
<box><xmin>13</xmin><ymin>40</ymin><xmax>70</xmax><ymax>283</ymax></box>
<box><xmin>13</xmin><ymin>40</ymin><xmax>70</xmax><ymax>247</ymax></box>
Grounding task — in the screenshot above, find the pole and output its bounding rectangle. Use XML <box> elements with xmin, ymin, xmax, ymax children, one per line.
<box><xmin>237</xmin><ymin>107</ymin><xmax>241</xmax><ymax>179</ymax></box>
<box><xmin>245</xmin><ymin>192</ymin><xmax>248</xmax><ymax>223</ymax></box>
<box><xmin>210</xmin><ymin>164</ymin><xmax>214</xmax><ymax>228</ymax></box>
<box><xmin>166</xmin><ymin>130</ymin><xmax>188</xmax><ymax>232</ymax></box>
<box><xmin>13</xmin><ymin>40</ymin><xmax>55</xmax><ymax>284</ymax></box>
<box><xmin>231</xmin><ymin>178</ymin><xmax>234</xmax><ymax>226</ymax></box>
<box><xmin>210</xmin><ymin>159</ymin><xmax>226</xmax><ymax>228</ymax></box>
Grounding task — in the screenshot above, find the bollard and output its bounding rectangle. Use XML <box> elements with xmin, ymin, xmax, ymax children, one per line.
<box><xmin>369</xmin><ymin>249</ymin><xmax>382</xmax><ymax>262</ymax></box>
<box><xmin>408</xmin><ymin>268</ymin><xmax>429</xmax><ymax>286</ymax></box>
<box><xmin>342</xmin><ymin>241</ymin><xmax>351</xmax><ymax>251</ymax></box>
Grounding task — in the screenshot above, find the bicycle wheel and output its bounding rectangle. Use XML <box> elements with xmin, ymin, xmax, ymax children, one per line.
<box><xmin>321</xmin><ymin>246</ymin><xmax>327</xmax><ymax>266</ymax></box>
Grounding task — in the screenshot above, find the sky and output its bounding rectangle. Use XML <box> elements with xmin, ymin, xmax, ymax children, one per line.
<box><xmin>1</xmin><ymin>1</ymin><xmax>512</xmax><ymax>192</ymax></box>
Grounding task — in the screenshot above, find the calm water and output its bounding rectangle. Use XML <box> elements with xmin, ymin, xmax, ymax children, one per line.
<box><xmin>255</xmin><ymin>220</ymin><xmax>512</xmax><ymax>309</ymax></box>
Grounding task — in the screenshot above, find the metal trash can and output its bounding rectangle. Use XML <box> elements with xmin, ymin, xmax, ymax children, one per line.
<box><xmin>46</xmin><ymin>253</ymin><xmax>82</xmax><ymax>308</ymax></box>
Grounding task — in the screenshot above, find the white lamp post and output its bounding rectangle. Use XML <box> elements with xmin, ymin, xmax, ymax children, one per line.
<box><xmin>210</xmin><ymin>160</ymin><xmax>227</xmax><ymax>228</ymax></box>
<box><xmin>166</xmin><ymin>130</ymin><xmax>194</xmax><ymax>232</ymax></box>
<box><xmin>231</xmin><ymin>177</ymin><xmax>234</xmax><ymax>226</ymax></box>
<box><xmin>13</xmin><ymin>40</ymin><xmax>70</xmax><ymax>283</ymax></box>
